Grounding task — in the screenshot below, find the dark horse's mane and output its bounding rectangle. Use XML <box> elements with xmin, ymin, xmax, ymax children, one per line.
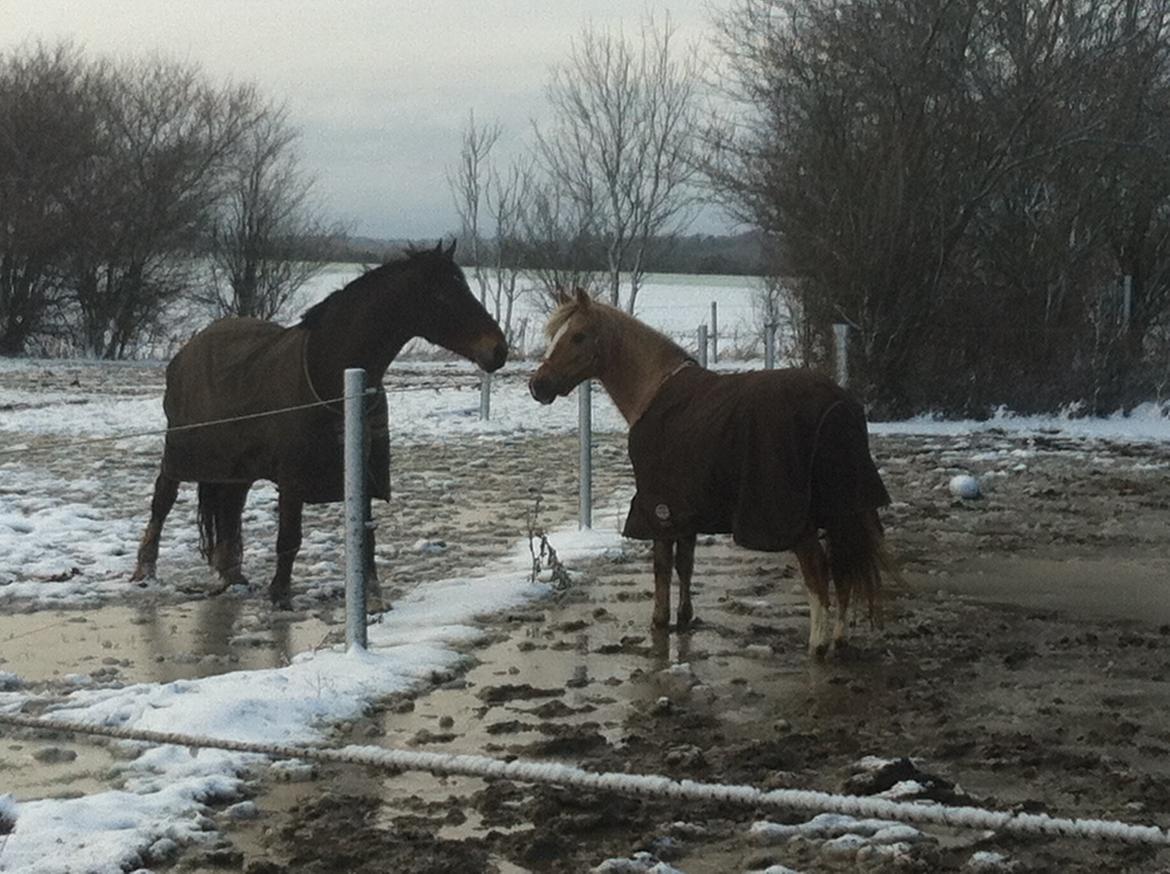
<box><xmin>298</xmin><ymin>246</ymin><xmax>450</xmax><ymax>330</ymax></box>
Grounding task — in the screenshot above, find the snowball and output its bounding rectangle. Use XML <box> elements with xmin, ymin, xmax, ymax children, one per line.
<box><xmin>948</xmin><ymin>474</ymin><xmax>981</xmax><ymax>499</ymax></box>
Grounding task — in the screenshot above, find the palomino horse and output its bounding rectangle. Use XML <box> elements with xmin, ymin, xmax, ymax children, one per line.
<box><xmin>131</xmin><ymin>241</ymin><xmax>507</xmax><ymax>609</ymax></box>
<box><xmin>528</xmin><ymin>289</ymin><xmax>893</xmax><ymax>657</ymax></box>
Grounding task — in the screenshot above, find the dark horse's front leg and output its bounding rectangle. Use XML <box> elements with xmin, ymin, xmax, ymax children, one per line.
<box><xmin>652</xmin><ymin>539</ymin><xmax>674</xmax><ymax>628</ymax></box>
<box><xmin>271</xmin><ymin>490</ymin><xmax>303</xmax><ymax>610</ymax></box>
<box><xmin>130</xmin><ymin>471</ymin><xmax>180</xmax><ymax>582</ymax></box>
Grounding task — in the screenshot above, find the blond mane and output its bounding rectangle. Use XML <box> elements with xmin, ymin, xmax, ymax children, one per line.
<box><xmin>544</xmin><ymin>292</ymin><xmax>685</xmax><ymax>357</ymax></box>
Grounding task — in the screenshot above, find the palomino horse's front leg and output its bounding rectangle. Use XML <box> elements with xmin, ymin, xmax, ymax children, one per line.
<box><xmin>793</xmin><ymin>531</ymin><xmax>832</xmax><ymax>658</ymax></box>
<box><xmin>674</xmin><ymin>534</ymin><xmax>697</xmax><ymax>629</ymax></box>
<box><xmin>271</xmin><ymin>491</ymin><xmax>303</xmax><ymax>610</ymax></box>
<box><xmin>652</xmin><ymin>538</ymin><xmax>674</xmax><ymax>628</ymax></box>
<box><xmin>130</xmin><ymin>472</ymin><xmax>180</xmax><ymax>582</ymax></box>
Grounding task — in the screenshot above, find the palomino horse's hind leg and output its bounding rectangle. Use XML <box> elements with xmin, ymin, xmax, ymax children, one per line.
<box><xmin>793</xmin><ymin>531</ymin><xmax>832</xmax><ymax>658</ymax></box>
<box><xmin>208</xmin><ymin>483</ymin><xmax>250</xmax><ymax>593</ymax></box>
<box><xmin>130</xmin><ymin>472</ymin><xmax>180</xmax><ymax>582</ymax></box>
<box><xmin>652</xmin><ymin>538</ymin><xmax>674</xmax><ymax>628</ymax></box>
<box><xmin>270</xmin><ymin>490</ymin><xmax>302</xmax><ymax>610</ymax></box>
<box><xmin>674</xmin><ymin>534</ymin><xmax>697</xmax><ymax>629</ymax></box>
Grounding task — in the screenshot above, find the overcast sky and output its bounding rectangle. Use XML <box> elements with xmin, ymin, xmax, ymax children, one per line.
<box><xmin>2</xmin><ymin>1</ymin><xmax>734</xmax><ymax>241</ymax></box>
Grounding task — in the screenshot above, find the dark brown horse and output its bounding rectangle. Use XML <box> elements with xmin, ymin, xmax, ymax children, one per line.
<box><xmin>131</xmin><ymin>241</ymin><xmax>507</xmax><ymax>609</ymax></box>
<box><xmin>529</xmin><ymin>289</ymin><xmax>894</xmax><ymax>658</ymax></box>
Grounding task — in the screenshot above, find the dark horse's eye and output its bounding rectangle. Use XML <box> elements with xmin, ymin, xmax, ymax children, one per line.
<box><xmin>571</xmin><ymin>332</ymin><xmax>586</xmax><ymax>344</ymax></box>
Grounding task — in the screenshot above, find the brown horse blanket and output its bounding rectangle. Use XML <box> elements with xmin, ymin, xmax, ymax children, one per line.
<box><xmin>624</xmin><ymin>365</ymin><xmax>889</xmax><ymax>550</ymax></box>
<box><xmin>160</xmin><ymin>318</ymin><xmax>389</xmax><ymax>504</ymax></box>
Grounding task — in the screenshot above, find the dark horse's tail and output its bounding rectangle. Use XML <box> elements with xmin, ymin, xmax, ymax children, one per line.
<box><xmin>197</xmin><ymin>483</ymin><xmax>219</xmax><ymax>562</ymax></box>
<box><xmin>824</xmin><ymin>509</ymin><xmax>899</xmax><ymax>624</ymax></box>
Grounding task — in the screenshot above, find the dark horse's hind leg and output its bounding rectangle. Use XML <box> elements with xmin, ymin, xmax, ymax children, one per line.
<box><xmin>130</xmin><ymin>472</ymin><xmax>180</xmax><ymax>582</ymax></box>
<box><xmin>363</xmin><ymin>498</ymin><xmax>385</xmax><ymax>613</ymax></box>
<box><xmin>205</xmin><ymin>483</ymin><xmax>250</xmax><ymax>593</ymax></box>
<box><xmin>270</xmin><ymin>491</ymin><xmax>303</xmax><ymax>610</ymax></box>
<box><xmin>674</xmin><ymin>534</ymin><xmax>697</xmax><ymax>629</ymax></box>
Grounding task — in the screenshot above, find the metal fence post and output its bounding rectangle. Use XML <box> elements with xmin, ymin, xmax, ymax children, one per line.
<box><xmin>578</xmin><ymin>379</ymin><xmax>592</xmax><ymax>529</ymax></box>
<box><xmin>479</xmin><ymin>372</ymin><xmax>491</xmax><ymax>421</ymax></box>
<box><xmin>343</xmin><ymin>367</ymin><xmax>368</xmax><ymax>651</ymax></box>
<box><xmin>833</xmin><ymin>323</ymin><xmax>849</xmax><ymax>388</ymax></box>
<box><xmin>710</xmin><ymin>301</ymin><xmax>719</xmax><ymax>365</ymax></box>
<box><xmin>697</xmin><ymin>324</ymin><xmax>708</xmax><ymax>368</ymax></box>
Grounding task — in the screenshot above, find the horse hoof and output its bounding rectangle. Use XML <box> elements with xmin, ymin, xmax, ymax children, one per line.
<box><xmin>676</xmin><ymin>609</ymin><xmax>694</xmax><ymax>630</ymax></box>
<box><xmin>129</xmin><ymin>564</ymin><xmax>154</xmax><ymax>583</ymax></box>
<box><xmin>271</xmin><ymin>594</ymin><xmax>293</xmax><ymax>611</ymax></box>
<box><xmin>811</xmin><ymin>642</ymin><xmax>830</xmax><ymax>660</ymax></box>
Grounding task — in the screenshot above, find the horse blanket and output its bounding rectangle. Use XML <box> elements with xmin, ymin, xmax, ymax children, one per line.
<box><xmin>624</xmin><ymin>365</ymin><xmax>889</xmax><ymax>550</ymax></box>
<box><xmin>160</xmin><ymin>318</ymin><xmax>390</xmax><ymax>504</ymax></box>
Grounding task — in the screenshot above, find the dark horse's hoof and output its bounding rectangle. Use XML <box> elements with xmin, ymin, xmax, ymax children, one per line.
<box><xmin>270</xmin><ymin>594</ymin><xmax>294</xmax><ymax>611</ymax></box>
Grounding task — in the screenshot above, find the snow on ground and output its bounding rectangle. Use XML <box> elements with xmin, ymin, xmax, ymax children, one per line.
<box><xmin>0</xmin><ymin>523</ymin><xmax>624</xmax><ymax>874</ymax></box>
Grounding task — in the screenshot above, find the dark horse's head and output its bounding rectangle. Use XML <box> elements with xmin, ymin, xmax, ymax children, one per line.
<box><xmin>304</xmin><ymin>240</ymin><xmax>508</xmax><ymax>372</ymax></box>
<box><xmin>407</xmin><ymin>240</ymin><xmax>508</xmax><ymax>372</ymax></box>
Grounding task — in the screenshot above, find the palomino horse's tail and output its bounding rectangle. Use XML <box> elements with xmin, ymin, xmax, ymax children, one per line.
<box><xmin>825</xmin><ymin>509</ymin><xmax>899</xmax><ymax>625</ymax></box>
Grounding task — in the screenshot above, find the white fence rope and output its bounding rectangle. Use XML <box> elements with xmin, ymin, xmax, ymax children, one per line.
<box><xmin>2</xmin><ymin>712</ymin><xmax>1168</xmax><ymax>847</ymax></box>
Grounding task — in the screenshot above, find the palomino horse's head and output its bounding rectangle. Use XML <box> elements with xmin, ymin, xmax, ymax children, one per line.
<box><xmin>529</xmin><ymin>288</ymin><xmax>605</xmax><ymax>404</ymax></box>
<box><xmin>413</xmin><ymin>240</ymin><xmax>508</xmax><ymax>372</ymax></box>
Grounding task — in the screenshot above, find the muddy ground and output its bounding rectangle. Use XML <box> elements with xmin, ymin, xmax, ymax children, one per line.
<box><xmin>4</xmin><ymin>362</ymin><xmax>1170</xmax><ymax>873</ymax></box>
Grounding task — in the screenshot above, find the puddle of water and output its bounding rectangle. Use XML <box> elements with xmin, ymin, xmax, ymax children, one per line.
<box><xmin>0</xmin><ymin>599</ymin><xmax>336</xmax><ymax>801</ymax></box>
<box><xmin>0</xmin><ymin>600</ymin><xmax>336</xmax><ymax>686</ymax></box>
<box><xmin>932</xmin><ymin>554</ymin><xmax>1170</xmax><ymax>624</ymax></box>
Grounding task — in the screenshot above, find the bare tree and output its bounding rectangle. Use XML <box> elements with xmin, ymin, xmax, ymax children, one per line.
<box><xmin>447</xmin><ymin>113</ymin><xmax>537</xmax><ymax>344</ymax></box>
<box><xmin>0</xmin><ymin>43</ymin><xmax>97</xmax><ymax>354</ymax></box>
<box><xmin>708</xmin><ymin>0</ymin><xmax>1166</xmax><ymax>415</ymax></box>
<box><xmin>63</xmin><ymin>56</ymin><xmax>256</xmax><ymax>357</ymax></box>
<box><xmin>448</xmin><ymin>111</ymin><xmax>501</xmax><ymax>307</ymax></box>
<box><xmin>202</xmin><ymin>97</ymin><xmax>344</xmax><ymax>320</ymax></box>
<box><xmin>535</xmin><ymin>13</ymin><xmax>701</xmax><ymax>312</ymax></box>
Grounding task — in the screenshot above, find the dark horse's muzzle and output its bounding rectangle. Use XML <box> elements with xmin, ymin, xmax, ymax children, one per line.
<box><xmin>470</xmin><ymin>338</ymin><xmax>508</xmax><ymax>373</ymax></box>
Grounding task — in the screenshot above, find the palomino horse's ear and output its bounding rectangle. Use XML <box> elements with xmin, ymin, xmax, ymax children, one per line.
<box><xmin>574</xmin><ymin>287</ymin><xmax>591</xmax><ymax>308</ymax></box>
<box><xmin>444</xmin><ymin>238</ymin><xmax>457</xmax><ymax>259</ymax></box>
<box><xmin>552</xmin><ymin>285</ymin><xmax>572</xmax><ymax>306</ymax></box>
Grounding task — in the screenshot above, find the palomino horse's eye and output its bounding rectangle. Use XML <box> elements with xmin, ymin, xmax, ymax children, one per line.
<box><xmin>571</xmin><ymin>332</ymin><xmax>586</xmax><ymax>344</ymax></box>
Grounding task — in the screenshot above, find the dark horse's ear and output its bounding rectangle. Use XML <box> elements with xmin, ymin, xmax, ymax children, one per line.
<box><xmin>433</xmin><ymin>239</ymin><xmax>443</xmax><ymax>255</ymax></box>
<box><xmin>444</xmin><ymin>238</ymin><xmax>457</xmax><ymax>259</ymax></box>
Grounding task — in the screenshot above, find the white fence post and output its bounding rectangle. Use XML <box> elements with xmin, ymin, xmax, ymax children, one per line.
<box><xmin>697</xmin><ymin>324</ymin><xmax>708</xmax><ymax>368</ymax></box>
<box><xmin>578</xmin><ymin>379</ymin><xmax>592</xmax><ymax>529</ymax></box>
<box><xmin>710</xmin><ymin>301</ymin><xmax>719</xmax><ymax>365</ymax></box>
<box><xmin>344</xmin><ymin>367</ymin><xmax>368</xmax><ymax>651</ymax></box>
<box><xmin>833</xmin><ymin>323</ymin><xmax>849</xmax><ymax>388</ymax></box>
<box><xmin>480</xmin><ymin>372</ymin><xmax>491</xmax><ymax>421</ymax></box>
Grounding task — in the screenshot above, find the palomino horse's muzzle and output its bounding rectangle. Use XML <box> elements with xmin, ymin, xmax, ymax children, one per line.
<box><xmin>528</xmin><ymin>370</ymin><xmax>557</xmax><ymax>404</ymax></box>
